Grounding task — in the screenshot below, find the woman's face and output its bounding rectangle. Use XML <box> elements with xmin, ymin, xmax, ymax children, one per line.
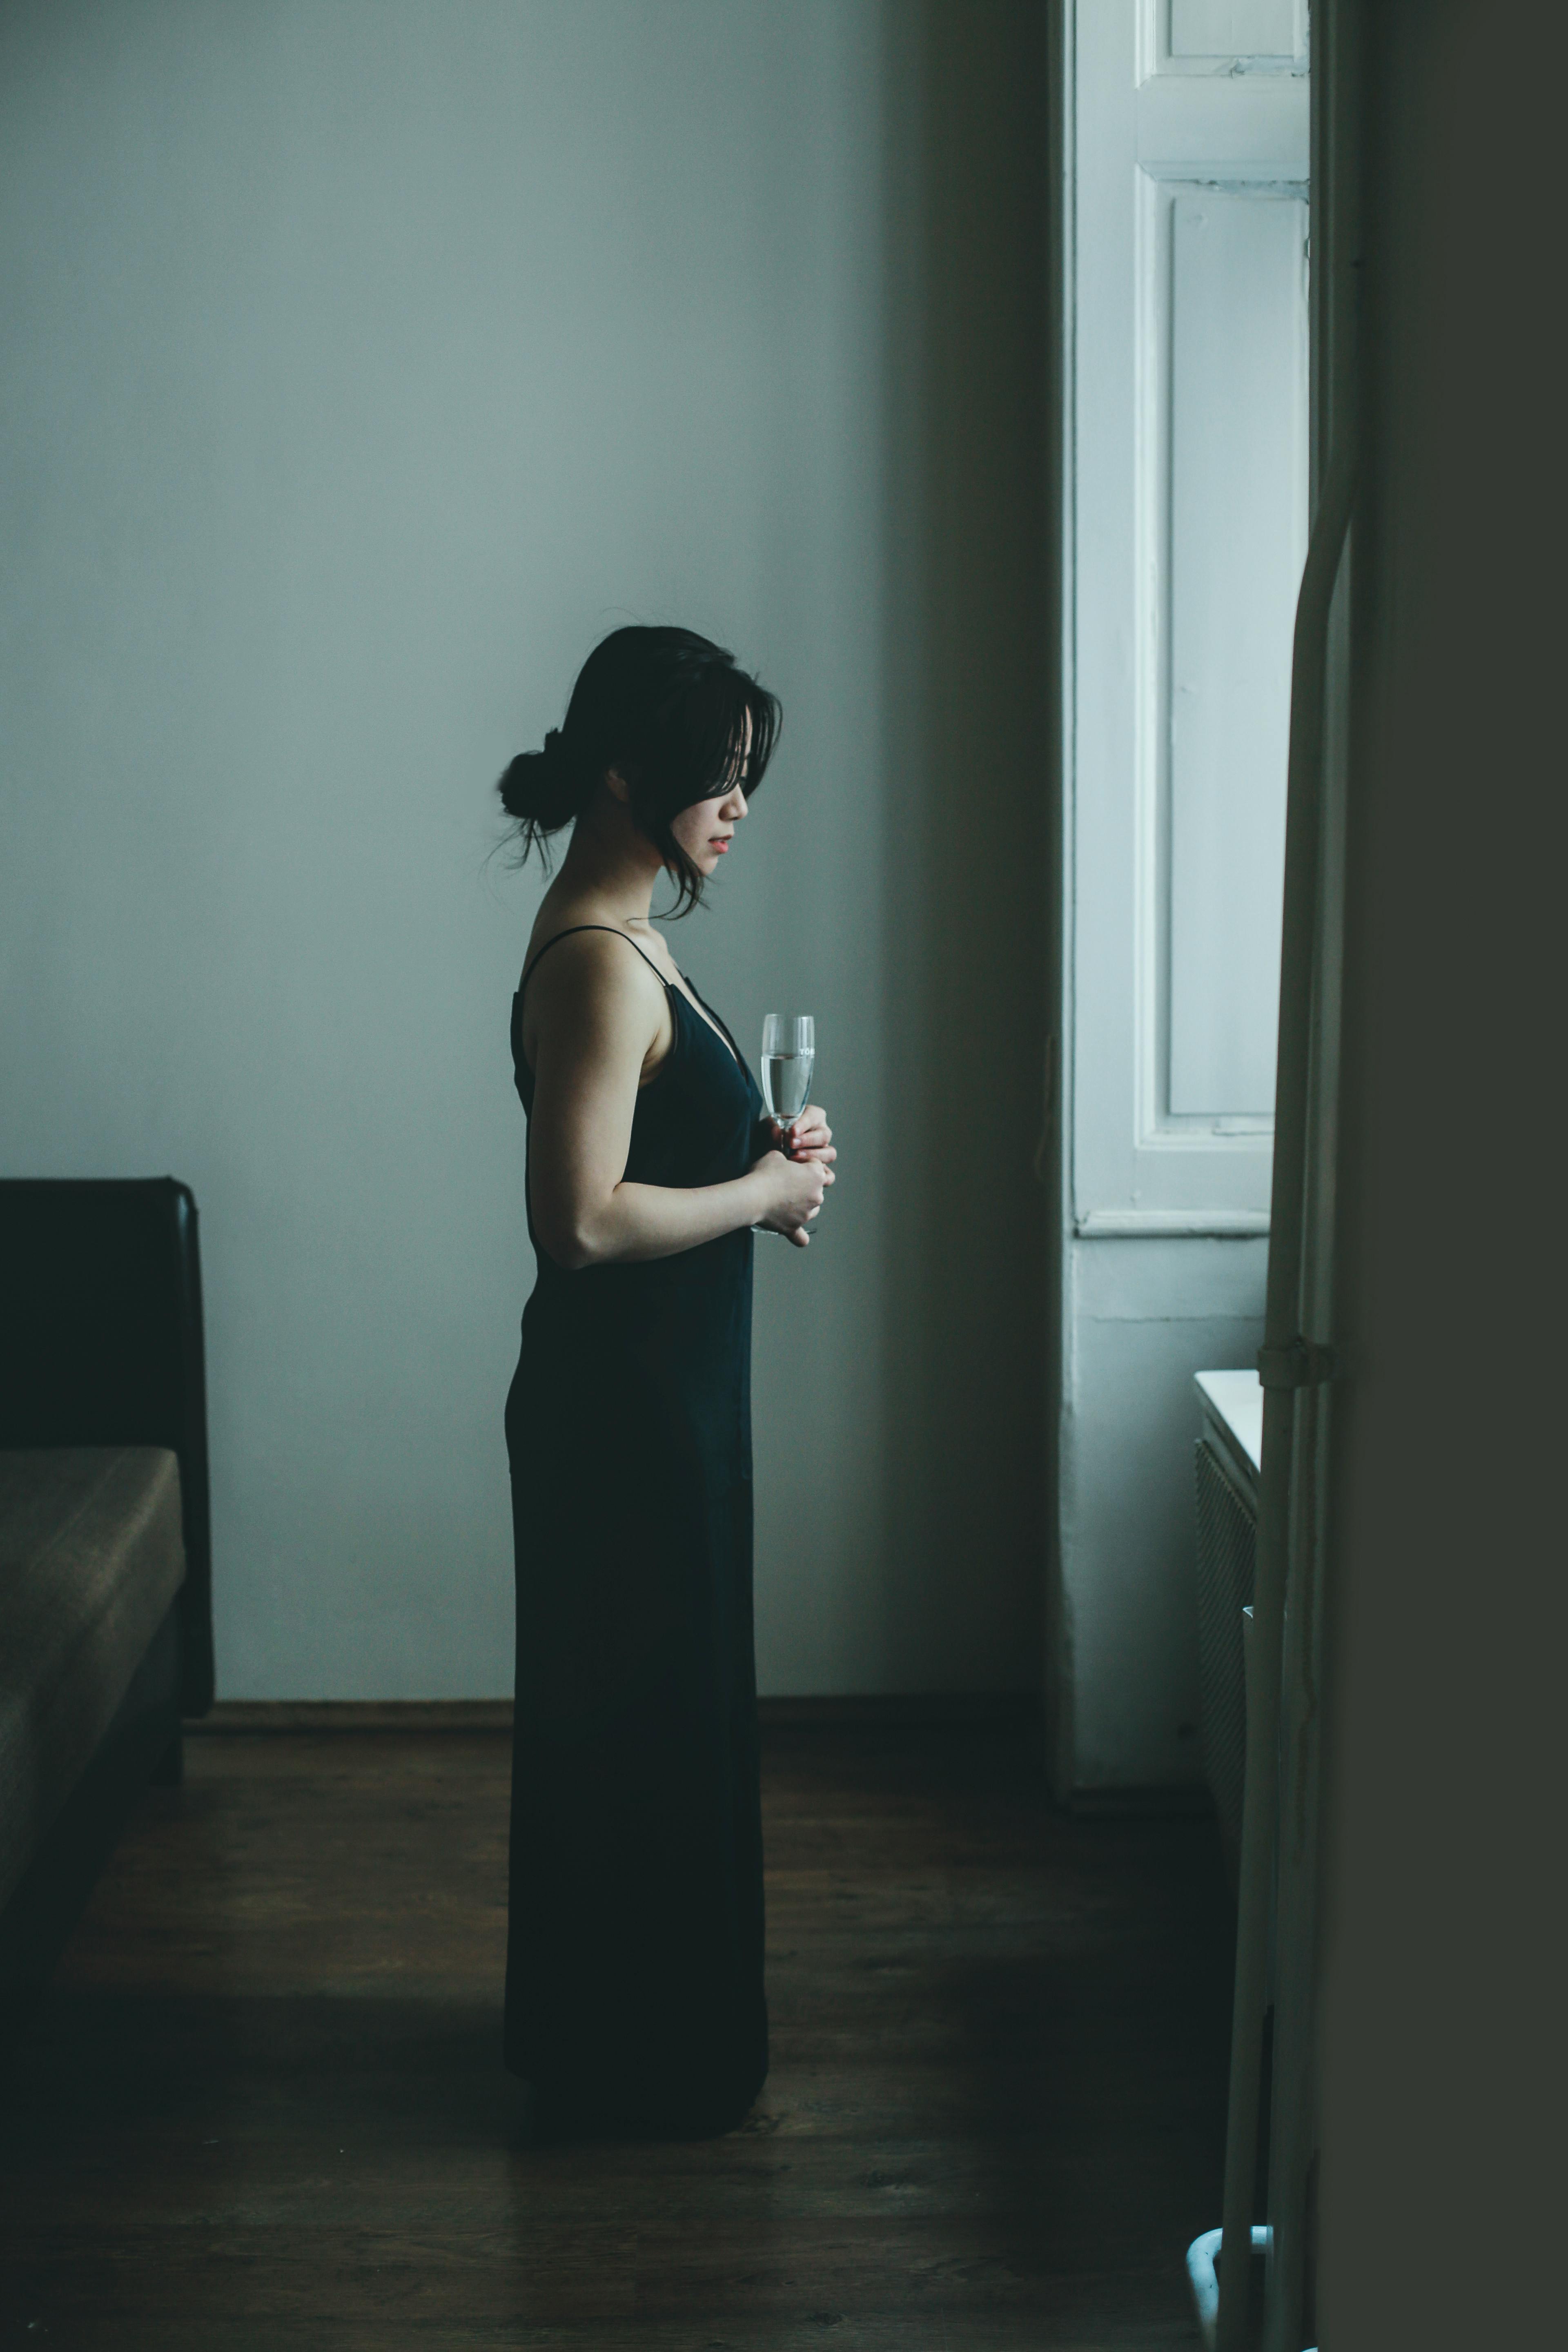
<box><xmin>669</xmin><ymin>713</ymin><xmax>753</xmax><ymax>878</ymax></box>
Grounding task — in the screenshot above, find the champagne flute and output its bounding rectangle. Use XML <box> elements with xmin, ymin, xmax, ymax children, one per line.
<box><xmin>761</xmin><ymin>1013</ymin><xmax>815</xmax><ymax>1157</ymax></box>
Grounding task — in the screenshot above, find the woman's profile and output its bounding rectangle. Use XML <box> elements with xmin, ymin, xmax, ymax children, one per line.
<box><xmin>497</xmin><ymin>624</ymin><xmax>835</xmax><ymax>2138</ymax></box>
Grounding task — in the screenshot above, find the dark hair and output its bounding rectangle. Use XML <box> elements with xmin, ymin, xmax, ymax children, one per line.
<box><xmin>497</xmin><ymin>625</ymin><xmax>782</xmax><ymax>916</ymax></box>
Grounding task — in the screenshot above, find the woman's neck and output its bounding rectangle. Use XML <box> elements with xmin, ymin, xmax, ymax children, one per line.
<box><xmin>551</xmin><ymin>795</ymin><xmax>666</xmax><ymax>928</ymax></box>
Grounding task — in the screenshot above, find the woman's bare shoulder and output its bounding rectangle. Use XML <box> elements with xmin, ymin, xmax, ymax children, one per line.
<box><xmin>520</xmin><ymin>919</ymin><xmax>668</xmax><ymax>1034</ymax></box>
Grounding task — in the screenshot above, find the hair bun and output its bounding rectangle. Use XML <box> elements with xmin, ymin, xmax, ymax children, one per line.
<box><xmin>497</xmin><ymin>729</ymin><xmax>583</xmax><ymax>831</ymax></box>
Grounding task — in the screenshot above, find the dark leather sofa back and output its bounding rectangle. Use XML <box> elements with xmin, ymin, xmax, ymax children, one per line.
<box><xmin>0</xmin><ymin>1179</ymin><xmax>214</xmax><ymax>1716</ymax></box>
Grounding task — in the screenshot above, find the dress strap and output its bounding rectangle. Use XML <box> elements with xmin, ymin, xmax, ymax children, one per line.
<box><xmin>518</xmin><ymin>924</ymin><xmax>673</xmax><ymax>1006</ymax></box>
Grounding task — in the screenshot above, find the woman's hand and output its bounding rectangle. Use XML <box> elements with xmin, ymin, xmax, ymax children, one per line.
<box><xmin>766</xmin><ymin>1104</ymin><xmax>836</xmax><ymax>1169</ymax></box>
<box><xmin>748</xmin><ymin>1141</ymin><xmax>833</xmax><ymax>1247</ymax></box>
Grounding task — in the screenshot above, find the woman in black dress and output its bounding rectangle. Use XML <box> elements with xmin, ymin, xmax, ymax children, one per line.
<box><xmin>497</xmin><ymin>626</ymin><xmax>835</xmax><ymax>2138</ymax></box>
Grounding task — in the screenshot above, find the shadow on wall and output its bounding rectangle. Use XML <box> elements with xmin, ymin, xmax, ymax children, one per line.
<box><xmin>875</xmin><ymin>2</ymin><xmax>1054</xmax><ymax>1685</ymax></box>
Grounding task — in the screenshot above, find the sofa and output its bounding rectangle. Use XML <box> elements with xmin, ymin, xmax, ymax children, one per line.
<box><xmin>0</xmin><ymin>1179</ymin><xmax>214</xmax><ymax>2023</ymax></box>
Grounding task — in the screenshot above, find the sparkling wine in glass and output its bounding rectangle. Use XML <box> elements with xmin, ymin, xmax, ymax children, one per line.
<box><xmin>761</xmin><ymin>1014</ymin><xmax>815</xmax><ymax>1155</ymax></box>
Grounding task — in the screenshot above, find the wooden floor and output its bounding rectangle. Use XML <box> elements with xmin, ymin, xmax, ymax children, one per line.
<box><xmin>0</xmin><ymin>1720</ymin><xmax>1232</xmax><ymax>2349</ymax></box>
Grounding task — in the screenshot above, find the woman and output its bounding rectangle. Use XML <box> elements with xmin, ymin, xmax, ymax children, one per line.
<box><xmin>497</xmin><ymin>625</ymin><xmax>835</xmax><ymax>2138</ymax></box>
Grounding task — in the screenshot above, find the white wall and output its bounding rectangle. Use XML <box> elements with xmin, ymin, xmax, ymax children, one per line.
<box><xmin>1058</xmin><ymin>1234</ymin><xmax>1265</xmax><ymax>1788</ymax></box>
<box><xmin>0</xmin><ymin>0</ymin><xmax>1051</xmax><ymax>1700</ymax></box>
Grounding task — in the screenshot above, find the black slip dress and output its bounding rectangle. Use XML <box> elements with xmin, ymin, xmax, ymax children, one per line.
<box><xmin>503</xmin><ymin>925</ymin><xmax>770</xmax><ymax>2137</ymax></box>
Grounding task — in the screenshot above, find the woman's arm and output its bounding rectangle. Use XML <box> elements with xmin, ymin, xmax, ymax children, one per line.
<box><xmin>526</xmin><ymin>935</ymin><xmax>828</xmax><ymax>1268</ymax></box>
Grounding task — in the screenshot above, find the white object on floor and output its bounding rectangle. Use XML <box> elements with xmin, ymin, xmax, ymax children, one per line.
<box><xmin>1185</xmin><ymin>2224</ymin><xmax>1272</xmax><ymax>2350</ymax></box>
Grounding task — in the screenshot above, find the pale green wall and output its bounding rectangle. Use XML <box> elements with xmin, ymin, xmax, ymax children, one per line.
<box><xmin>0</xmin><ymin>0</ymin><xmax>1049</xmax><ymax>1699</ymax></box>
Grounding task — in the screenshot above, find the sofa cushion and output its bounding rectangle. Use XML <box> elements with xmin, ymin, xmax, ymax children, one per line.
<box><xmin>0</xmin><ymin>1448</ymin><xmax>185</xmax><ymax>1914</ymax></box>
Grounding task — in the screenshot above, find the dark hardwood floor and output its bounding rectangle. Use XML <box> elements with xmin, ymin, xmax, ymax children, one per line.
<box><xmin>0</xmin><ymin>1718</ymin><xmax>1232</xmax><ymax>2349</ymax></box>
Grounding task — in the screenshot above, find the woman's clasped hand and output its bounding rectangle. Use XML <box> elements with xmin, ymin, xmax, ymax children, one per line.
<box><xmin>750</xmin><ymin>1106</ymin><xmax>835</xmax><ymax>1246</ymax></box>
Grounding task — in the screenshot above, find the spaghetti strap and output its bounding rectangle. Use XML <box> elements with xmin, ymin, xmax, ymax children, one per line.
<box><xmin>518</xmin><ymin>923</ymin><xmax>673</xmax><ymax>1005</ymax></box>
